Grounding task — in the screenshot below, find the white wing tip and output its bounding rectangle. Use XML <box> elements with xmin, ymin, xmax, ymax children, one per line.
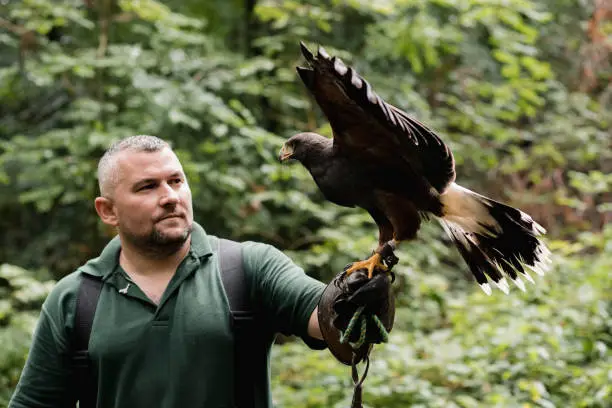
<box><xmin>333</xmin><ymin>58</ymin><xmax>348</xmax><ymax>75</ymax></box>
<box><xmin>529</xmin><ymin>244</ymin><xmax>553</xmax><ymax>276</ymax></box>
<box><xmin>318</xmin><ymin>46</ymin><xmax>330</xmax><ymax>59</ymax></box>
<box><xmin>523</xmin><ymin>270</ymin><xmax>535</xmax><ymax>284</ymax></box>
<box><xmin>513</xmin><ymin>277</ymin><xmax>526</xmax><ymax>292</ymax></box>
<box><xmin>350</xmin><ymin>70</ymin><xmax>363</xmax><ymax>88</ymax></box>
<box><xmin>480</xmin><ymin>283</ymin><xmax>492</xmax><ymax>296</ymax></box>
<box><xmin>495</xmin><ymin>277</ymin><xmax>510</xmax><ymax>295</ymax></box>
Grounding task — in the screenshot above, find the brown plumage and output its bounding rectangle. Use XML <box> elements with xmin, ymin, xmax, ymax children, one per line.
<box><xmin>279</xmin><ymin>42</ymin><xmax>551</xmax><ymax>295</ymax></box>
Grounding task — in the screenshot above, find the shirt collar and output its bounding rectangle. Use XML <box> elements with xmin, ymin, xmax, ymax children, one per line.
<box><xmin>79</xmin><ymin>221</ymin><xmax>213</xmax><ymax>279</ymax></box>
<box><xmin>189</xmin><ymin>222</ymin><xmax>214</xmax><ymax>259</ymax></box>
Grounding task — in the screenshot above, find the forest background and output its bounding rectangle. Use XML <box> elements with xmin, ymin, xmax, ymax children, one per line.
<box><xmin>0</xmin><ymin>0</ymin><xmax>611</xmax><ymax>407</ymax></box>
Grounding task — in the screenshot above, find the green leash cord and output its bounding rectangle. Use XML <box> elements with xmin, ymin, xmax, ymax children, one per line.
<box><xmin>339</xmin><ymin>306</ymin><xmax>390</xmax><ymax>348</ymax></box>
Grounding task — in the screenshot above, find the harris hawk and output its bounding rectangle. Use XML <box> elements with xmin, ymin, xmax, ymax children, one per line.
<box><xmin>279</xmin><ymin>42</ymin><xmax>551</xmax><ymax>295</ymax></box>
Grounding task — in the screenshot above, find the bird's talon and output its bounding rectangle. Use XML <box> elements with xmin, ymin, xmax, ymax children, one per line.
<box><xmin>344</xmin><ymin>253</ymin><xmax>387</xmax><ymax>279</ymax></box>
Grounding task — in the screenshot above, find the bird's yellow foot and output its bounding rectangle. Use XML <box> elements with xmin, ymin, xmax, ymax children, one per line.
<box><xmin>344</xmin><ymin>253</ymin><xmax>387</xmax><ymax>279</ymax></box>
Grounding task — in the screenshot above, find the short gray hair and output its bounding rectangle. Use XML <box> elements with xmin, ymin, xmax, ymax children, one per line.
<box><xmin>97</xmin><ymin>135</ymin><xmax>171</xmax><ymax>197</ymax></box>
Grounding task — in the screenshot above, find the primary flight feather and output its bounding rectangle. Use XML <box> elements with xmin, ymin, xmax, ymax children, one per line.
<box><xmin>279</xmin><ymin>42</ymin><xmax>551</xmax><ymax>295</ymax></box>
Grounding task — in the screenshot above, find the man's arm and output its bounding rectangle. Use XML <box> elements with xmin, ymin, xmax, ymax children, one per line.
<box><xmin>9</xmin><ymin>291</ymin><xmax>74</xmax><ymax>407</ymax></box>
<box><xmin>307</xmin><ymin>306</ymin><xmax>323</xmax><ymax>340</ymax></box>
<box><xmin>241</xmin><ymin>242</ymin><xmax>327</xmax><ymax>348</ymax></box>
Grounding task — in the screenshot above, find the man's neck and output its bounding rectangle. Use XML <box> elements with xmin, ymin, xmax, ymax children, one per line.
<box><xmin>118</xmin><ymin>237</ymin><xmax>191</xmax><ymax>277</ymax></box>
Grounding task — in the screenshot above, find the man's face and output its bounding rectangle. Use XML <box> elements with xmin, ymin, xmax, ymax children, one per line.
<box><xmin>107</xmin><ymin>147</ymin><xmax>194</xmax><ymax>253</ymax></box>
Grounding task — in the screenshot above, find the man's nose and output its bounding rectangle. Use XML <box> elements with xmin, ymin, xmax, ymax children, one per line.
<box><xmin>159</xmin><ymin>183</ymin><xmax>180</xmax><ymax>206</ymax></box>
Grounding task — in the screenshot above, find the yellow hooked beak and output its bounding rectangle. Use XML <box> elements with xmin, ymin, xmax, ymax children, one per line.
<box><xmin>278</xmin><ymin>143</ymin><xmax>294</xmax><ymax>162</ymax></box>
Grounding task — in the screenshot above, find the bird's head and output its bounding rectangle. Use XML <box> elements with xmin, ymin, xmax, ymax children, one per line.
<box><xmin>279</xmin><ymin>132</ymin><xmax>330</xmax><ymax>164</ymax></box>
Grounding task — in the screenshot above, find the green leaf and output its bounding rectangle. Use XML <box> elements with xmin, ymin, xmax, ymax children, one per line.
<box><xmin>168</xmin><ymin>109</ymin><xmax>202</xmax><ymax>130</ymax></box>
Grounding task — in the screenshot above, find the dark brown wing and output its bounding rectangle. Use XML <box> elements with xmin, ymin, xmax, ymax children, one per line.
<box><xmin>296</xmin><ymin>42</ymin><xmax>455</xmax><ymax>194</ymax></box>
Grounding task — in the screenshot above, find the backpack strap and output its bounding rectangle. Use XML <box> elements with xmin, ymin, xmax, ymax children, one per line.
<box><xmin>218</xmin><ymin>238</ymin><xmax>256</xmax><ymax>408</ymax></box>
<box><xmin>71</xmin><ymin>273</ymin><xmax>103</xmax><ymax>408</ymax></box>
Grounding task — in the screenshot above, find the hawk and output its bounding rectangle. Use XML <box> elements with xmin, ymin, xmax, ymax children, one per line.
<box><xmin>279</xmin><ymin>42</ymin><xmax>551</xmax><ymax>295</ymax></box>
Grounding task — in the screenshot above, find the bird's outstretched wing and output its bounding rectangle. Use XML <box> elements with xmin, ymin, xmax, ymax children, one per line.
<box><xmin>296</xmin><ymin>42</ymin><xmax>455</xmax><ymax>194</ymax></box>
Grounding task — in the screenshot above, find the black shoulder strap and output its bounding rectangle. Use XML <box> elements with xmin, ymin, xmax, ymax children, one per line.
<box><xmin>219</xmin><ymin>238</ymin><xmax>251</xmax><ymax>312</ymax></box>
<box><xmin>218</xmin><ymin>238</ymin><xmax>255</xmax><ymax>408</ymax></box>
<box><xmin>71</xmin><ymin>273</ymin><xmax>103</xmax><ymax>408</ymax></box>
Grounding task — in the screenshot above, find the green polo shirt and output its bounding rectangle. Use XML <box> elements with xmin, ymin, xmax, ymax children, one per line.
<box><xmin>9</xmin><ymin>223</ymin><xmax>326</xmax><ymax>408</ymax></box>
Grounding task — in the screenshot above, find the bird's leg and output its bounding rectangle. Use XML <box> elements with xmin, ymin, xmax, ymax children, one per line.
<box><xmin>379</xmin><ymin>239</ymin><xmax>399</xmax><ymax>270</ymax></box>
<box><xmin>344</xmin><ymin>239</ymin><xmax>400</xmax><ymax>279</ymax></box>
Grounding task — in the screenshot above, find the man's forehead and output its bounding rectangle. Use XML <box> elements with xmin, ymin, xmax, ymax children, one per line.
<box><xmin>115</xmin><ymin>148</ymin><xmax>184</xmax><ymax>180</ymax></box>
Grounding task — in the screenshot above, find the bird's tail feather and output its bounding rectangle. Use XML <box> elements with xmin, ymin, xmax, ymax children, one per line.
<box><xmin>439</xmin><ymin>183</ymin><xmax>551</xmax><ymax>295</ymax></box>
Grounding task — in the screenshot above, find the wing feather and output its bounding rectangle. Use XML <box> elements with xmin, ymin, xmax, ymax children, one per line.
<box><xmin>297</xmin><ymin>42</ymin><xmax>455</xmax><ymax>193</ymax></box>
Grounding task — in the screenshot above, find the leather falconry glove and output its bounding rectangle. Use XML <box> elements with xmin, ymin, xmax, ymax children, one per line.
<box><xmin>318</xmin><ymin>243</ymin><xmax>397</xmax><ymax>366</ymax></box>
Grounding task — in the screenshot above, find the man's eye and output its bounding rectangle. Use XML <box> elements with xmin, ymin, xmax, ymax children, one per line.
<box><xmin>139</xmin><ymin>184</ymin><xmax>155</xmax><ymax>191</ymax></box>
<box><xmin>170</xmin><ymin>178</ymin><xmax>183</xmax><ymax>185</ymax></box>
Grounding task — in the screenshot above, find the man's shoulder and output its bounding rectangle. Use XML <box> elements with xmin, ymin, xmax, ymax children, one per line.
<box><xmin>43</xmin><ymin>237</ymin><xmax>119</xmax><ymax>315</ymax></box>
<box><xmin>239</xmin><ymin>241</ymin><xmax>295</xmax><ymax>267</ymax></box>
<box><xmin>77</xmin><ymin>236</ymin><xmax>121</xmax><ymax>278</ymax></box>
<box><xmin>41</xmin><ymin>269</ymin><xmax>89</xmax><ymax>325</ymax></box>
<box><xmin>205</xmin><ymin>236</ymin><xmax>284</xmax><ymax>263</ymax></box>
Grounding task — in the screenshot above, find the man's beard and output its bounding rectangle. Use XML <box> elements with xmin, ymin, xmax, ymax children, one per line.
<box><xmin>121</xmin><ymin>222</ymin><xmax>193</xmax><ymax>258</ymax></box>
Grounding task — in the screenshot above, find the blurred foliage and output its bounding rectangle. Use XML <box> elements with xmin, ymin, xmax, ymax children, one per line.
<box><xmin>272</xmin><ymin>226</ymin><xmax>612</xmax><ymax>408</ymax></box>
<box><xmin>0</xmin><ymin>264</ymin><xmax>55</xmax><ymax>406</ymax></box>
<box><xmin>0</xmin><ymin>0</ymin><xmax>610</xmax><ymax>406</ymax></box>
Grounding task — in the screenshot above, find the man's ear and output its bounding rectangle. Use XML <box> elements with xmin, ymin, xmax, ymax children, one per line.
<box><xmin>94</xmin><ymin>196</ymin><xmax>119</xmax><ymax>226</ymax></box>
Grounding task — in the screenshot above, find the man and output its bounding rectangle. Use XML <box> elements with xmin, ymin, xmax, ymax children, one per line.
<box><xmin>8</xmin><ymin>135</ymin><xmax>328</xmax><ymax>408</ymax></box>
